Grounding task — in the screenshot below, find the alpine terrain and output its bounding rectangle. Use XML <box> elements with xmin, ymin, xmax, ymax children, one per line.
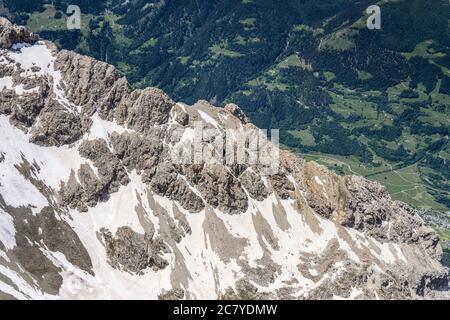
<box><xmin>2</xmin><ymin>0</ymin><xmax>449</xmax><ymax>252</ymax></box>
<box><xmin>0</xmin><ymin>18</ymin><xmax>449</xmax><ymax>300</ymax></box>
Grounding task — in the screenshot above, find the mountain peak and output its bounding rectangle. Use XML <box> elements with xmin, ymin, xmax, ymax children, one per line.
<box><xmin>0</xmin><ymin>20</ymin><xmax>448</xmax><ymax>300</ymax></box>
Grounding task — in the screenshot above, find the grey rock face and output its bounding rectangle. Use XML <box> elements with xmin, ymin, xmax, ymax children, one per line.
<box><xmin>185</xmin><ymin>164</ymin><xmax>248</xmax><ymax>214</ymax></box>
<box><xmin>0</xmin><ymin>64</ymin><xmax>49</xmax><ymax>131</ymax></box>
<box><xmin>173</xmin><ymin>104</ymin><xmax>189</xmax><ymax>125</ymax></box>
<box><xmin>6</xmin><ymin>93</ymin><xmax>45</xmax><ymax>129</ymax></box>
<box><xmin>9</xmin><ymin>85</ymin><xmax>48</xmax><ymax>129</ymax></box>
<box><xmin>78</xmin><ymin>139</ymin><xmax>130</xmax><ymax>196</ymax></box>
<box><xmin>346</xmin><ymin>176</ymin><xmax>390</xmax><ymax>229</ymax></box>
<box><xmin>345</xmin><ymin>176</ymin><xmax>440</xmax><ymax>252</ymax></box>
<box><xmin>59</xmin><ymin>170</ymin><xmax>88</xmax><ymax>212</ymax></box>
<box><xmin>158</xmin><ymin>288</ymin><xmax>185</xmax><ymax>300</ymax></box>
<box><xmin>110</xmin><ymin>131</ymin><xmax>163</xmax><ymax>183</ymax></box>
<box><xmin>268</xmin><ymin>173</ymin><xmax>295</xmax><ymax>200</ymax></box>
<box><xmin>54</xmin><ymin>50</ymin><xmax>127</xmax><ymax>119</ymax></box>
<box><xmin>413</xmin><ymin>270</ymin><xmax>449</xmax><ymax>297</ymax></box>
<box><xmin>60</xmin><ymin>139</ymin><xmax>131</xmax><ymax>211</ymax></box>
<box><xmin>224</xmin><ymin>103</ymin><xmax>249</xmax><ymax>124</ymax></box>
<box><xmin>30</xmin><ymin>99</ymin><xmax>86</xmax><ymax>147</ymax></box>
<box><xmin>0</xmin><ymin>18</ymin><xmax>38</xmax><ymax>49</ymax></box>
<box><xmin>239</xmin><ymin>169</ymin><xmax>270</xmax><ymax>201</ymax></box>
<box><xmin>221</xmin><ymin>279</ymin><xmax>271</xmax><ymax>300</ymax></box>
<box><xmin>150</xmin><ymin>162</ymin><xmax>205</xmax><ymax>213</ymax></box>
<box><xmin>54</xmin><ymin>50</ymin><xmax>174</xmax><ymax>130</ymax></box>
<box><xmin>119</xmin><ymin>87</ymin><xmax>175</xmax><ymax>131</ymax></box>
<box><xmin>101</xmin><ymin>227</ymin><xmax>169</xmax><ymax>273</ymax></box>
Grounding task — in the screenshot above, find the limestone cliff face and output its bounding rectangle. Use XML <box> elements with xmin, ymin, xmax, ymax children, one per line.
<box><xmin>0</xmin><ymin>19</ymin><xmax>448</xmax><ymax>300</ymax></box>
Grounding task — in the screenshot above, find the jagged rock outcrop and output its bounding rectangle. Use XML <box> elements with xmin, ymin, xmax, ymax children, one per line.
<box><xmin>118</xmin><ymin>87</ymin><xmax>175</xmax><ymax>130</ymax></box>
<box><xmin>101</xmin><ymin>227</ymin><xmax>169</xmax><ymax>273</ymax></box>
<box><xmin>110</xmin><ymin>131</ymin><xmax>163</xmax><ymax>183</ymax></box>
<box><xmin>150</xmin><ymin>162</ymin><xmax>205</xmax><ymax>213</ymax></box>
<box><xmin>0</xmin><ymin>20</ymin><xmax>448</xmax><ymax>300</ymax></box>
<box><xmin>158</xmin><ymin>288</ymin><xmax>185</xmax><ymax>300</ymax></box>
<box><xmin>54</xmin><ymin>50</ymin><xmax>127</xmax><ymax>119</ymax></box>
<box><xmin>0</xmin><ymin>18</ymin><xmax>38</xmax><ymax>49</ymax></box>
<box><xmin>59</xmin><ymin>139</ymin><xmax>131</xmax><ymax>211</ymax></box>
<box><xmin>239</xmin><ymin>169</ymin><xmax>270</xmax><ymax>201</ymax></box>
<box><xmin>184</xmin><ymin>164</ymin><xmax>249</xmax><ymax>214</ymax></box>
<box><xmin>30</xmin><ymin>99</ymin><xmax>87</xmax><ymax>146</ymax></box>
<box><xmin>78</xmin><ymin>139</ymin><xmax>130</xmax><ymax>194</ymax></box>
<box><xmin>59</xmin><ymin>170</ymin><xmax>88</xmax><ymax>212</ymax></box>
<box><xmin>224</xmin><ymin>103</ymin><xmax>249</xmax><ymax>124</ymax></box>
<box><xmin>221</xmin><ymin>279</ymin><xmax>270</xmax><ymax>300</ymax></box>
<box><xmin>269</xmin><ymin>172</ymin><xmax>295</xmax><ymax>200</ymax></box>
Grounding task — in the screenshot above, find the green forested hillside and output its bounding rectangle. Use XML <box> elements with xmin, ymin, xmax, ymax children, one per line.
<box><xmin>1</xmin><ymin>0</ymin><xmax>449</xmax><ymax>219</ymax></box>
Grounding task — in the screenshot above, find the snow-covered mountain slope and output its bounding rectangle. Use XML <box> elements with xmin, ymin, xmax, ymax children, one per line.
<box><xmin>0</xmin><ymin>18</ymin><xmax>448</xmax><ymax>300</ymax></box>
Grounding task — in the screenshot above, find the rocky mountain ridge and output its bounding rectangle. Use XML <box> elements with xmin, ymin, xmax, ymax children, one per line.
<box><xmin>0</xmin><ymin>18</ymin><xmax>448</xmax><ymax>299</ymax></box>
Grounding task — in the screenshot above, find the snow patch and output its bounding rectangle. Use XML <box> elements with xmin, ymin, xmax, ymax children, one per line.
<box><xmin>0</xmin><ymin>115</ymin><xmax>86</xmax><ymax>191</ymax></box>
<box><xmin>198</xmin><ymin>110</ymin><xmax>220</xmax><ymax>130</ymax></box>
<box><xmin>0</xmin><ymin>209</ymin><xmax>16</xmax><ymax>250</ymax></box>
<box><xmin>314</xmin><ymin>176</ymin><xmax>324</xmax><ymax>186</ymax></box>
